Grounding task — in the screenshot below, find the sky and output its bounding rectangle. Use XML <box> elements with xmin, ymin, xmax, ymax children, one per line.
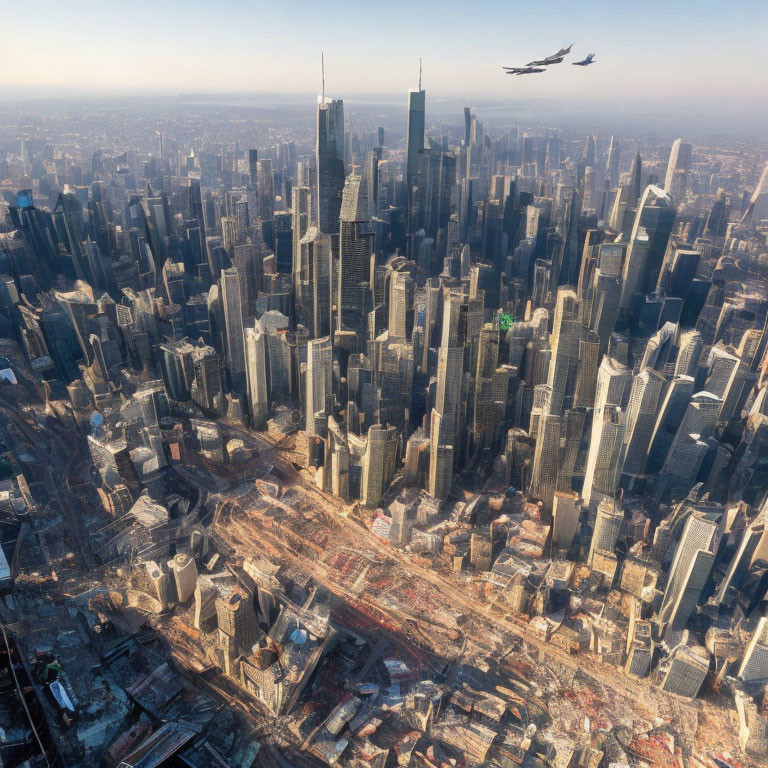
<box><xmin>1</xmin><ymin>0</ymin><xmax>766</xmax><ymax>111</ymax></box>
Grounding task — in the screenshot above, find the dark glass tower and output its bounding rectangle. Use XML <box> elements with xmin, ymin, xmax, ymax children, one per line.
<box><xmin>316</xmin><ymin>97</ymin><xmax>345</xmax><ymax>235</ymax></box>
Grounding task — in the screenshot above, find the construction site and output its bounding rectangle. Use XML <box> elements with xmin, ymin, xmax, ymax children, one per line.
<box><xmin>0</xmin><ymin>356</ymin><xmax>760</xmax><ymax>768</ymax></box>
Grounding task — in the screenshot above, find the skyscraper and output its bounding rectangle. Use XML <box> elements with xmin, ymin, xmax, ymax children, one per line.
<box><xmin>405</xmin><ymin>84</ymin><xmax>426</xmax><ymax>246</ymax></box>
<box><xmin>296</xmin><ymin>226</ymin><xmax>333</xmax><ymax>339</ymax></box>
<box><xmin>705</xmin><ymin>188</ymin><xmax>730</xmax><ymax>238</ymax></box>
<box><xmin>587</xmin><ymin>496</ymin><xmax>624</xmax><ymax>566</ymax></box>
<box><xmin>159</xmin><ymin>338</ymin><xmax>195</xmax><ymax>402</ymax></box>
<box><xmin>605</xmin><ymin>135</ymin><xmax>621</xmax><ymax>188</ymax></box>
<box><xmin>337</xmin><ymin>176</ymin><xmax>373</xmax><ymax>337</ymax></box>
<box><xmin>388</xmin><ymin>271</ymin><xmax>414</xmax><ymax>342</ymax></box>
<box><xmin>552</xmin><ymin>491</ymin><xmax>581</xmax><ymax>551</ymax></box>
<box><xmin>621</xmin><ymin>368</ymin><xmax>666</xmax><ymax>481</ymax></box>
<box><xmin>428</xmin><ymin>291</ymin><xmax>468</xmax><ymax>499</ymax></box>
<box><xmin>663</xmin><ymin>548</ymin><xmax>716</xmax><ymax>642</ymax></box>
<box><xmin>716</xmin><ymin>517</ymin><xmax>766</xmax><ymax>603</ymax></box>
<box><xmin>316</xmin><ymin>96</ymin><xmax>345</xmax><ymax>235</ymax></box>
<box><xmin>220</xmin><ymin>267</ymin><xmax>245</xmax><ymax>387</ymax></box>
<box><xmin>739</xmin><ymin>159</ymin><xmax>768</xmax><ymax>225</ymax></box>
<box><xmin>608</xmin><ymin>151</ymin><xmax>642</xmax><ymax>235</ymax></box>
<box><xmin>675</xmin><ymin>330</ymin><xmax>704</xmax><ymax>378</ymax></box>
<box><xmin>248</xmin><ymin>149</ymin><xmax>258</xmax><ymax>187</ymax></box>
<box><xmin>191</xmin><ymin>341</ymin><xmax>221</xmax><ymax>412</ymax></box>
<box><xmin>292</xmin><ymin>185</ymin><xmax>311</xmax><ymax>284</ymax></box>
<box><xmin>619</xmin><ymin>185</ymin><xmax>676</xmax><ymax>312</ymax></box>
<box><xmin>582</xmin><ymin>405</ymin><xmax>627</xmax><ymax>510</ymax></box>
<box><xmin>664</xmin><ymin>138</ymin><xmax>693</xmax><ymax>200</ymax></box>
<box><xmin>737</xmin><ymin>617</ymin><xmax>768</xmax><ymax>683</ymax></box>
<box><xmin>582</xmin><ymin>357</ymin><xmax>632</xmax><ymax>508</ymax></box>
<box><xmin>244</xmin><ymin>323</ymin><xmax>268</xmax><ymax>429</ymax></box>
<box><xmin>704</xmin><ymin>347</ymin><xmax>740</xmax><ymax>401</ymax></box>
<box><xmin>646</xmin><ymin>375</ymin><xmax>696</xmax><ymax>474</ymax></box>
<box><xmin>659</xmin><ymin>510</ymin><xmax>719</xmax><ymax>639</ymax></box>
<box><xmin>361</xmin><ymin>424</ymin><xmax>398</xmax><ymax>507</ymax></box>
<box><xmin>546</xmin><ymin>287</ymin><xmax>582</xmax><ymax>415</ymax></box>
<box><xmin>429</xmin><ymin>346</ymin><xmax>464</xmax><ymax>497</ymax></box>
<box><xmin>305</xmin><ymin>336</ymin><xmax>333</xmax><ymax>437</ymax></box>
<box><xmin>530</xmin><ymin>413</ymin><xmax>561</xmax><ymax>508</ymax></box>
<box><xmin>658</xmin><ymin>642</ymin><xmax>710</xmax><ymax>698</ymax></box>
<box><xmin>428</xmin><ymin>411</ymin><xmax>454</xmax><ymax>500</ymax></box>
<box><xmin>662</xmin><ymin>392</ymin><xmax>723</xmax><ymax>468</ymax></box>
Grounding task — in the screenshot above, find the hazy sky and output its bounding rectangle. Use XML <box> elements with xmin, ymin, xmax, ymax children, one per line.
<box><xmin>1</xmin><ymin>0</ymin><xmax>766</xmax><ymax>109</ymax></box>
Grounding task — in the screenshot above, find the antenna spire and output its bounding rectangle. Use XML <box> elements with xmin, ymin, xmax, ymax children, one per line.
<box><xmin>321</xmin><ymin>52</ymin><xmax>325</xmax><ymax>101</ymax></box>
<box><xmin>418</xmin><ymin>57</ymin><xmax>422</xmax><ymax>91</ymax></box>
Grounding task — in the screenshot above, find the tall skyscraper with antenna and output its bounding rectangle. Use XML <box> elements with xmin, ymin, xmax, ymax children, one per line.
<box><xmin>405</xmin><ymin>60</ymin><xmax>425</xmax><ymax>255</ymax></box>
<box><xmin>316</xmin><ymin>54</ymin><xmax>345</xmax><ymax>237</ymax></box>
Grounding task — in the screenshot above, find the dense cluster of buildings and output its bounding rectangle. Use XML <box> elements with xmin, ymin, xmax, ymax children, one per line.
<box><xmin>1</xmin><ymin>79</ymin><xmax>768</xmax><ymax>766</ymax></box>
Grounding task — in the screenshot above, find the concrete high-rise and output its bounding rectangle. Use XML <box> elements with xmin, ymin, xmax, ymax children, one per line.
<box><xmin>296</xmin><ymin>226</ymin><xmax>333</xmax><ymax>339</ymax></box>
<box><xmin>664</xmin><ymin>139</ymin><xmax>693</xmax><ymax>200</ymax></box>
<box><xmin>619</xmin><ymin>185</ymin><xmax>676</xmax><ymax>311</ymax></box>
<box><xmin>740</xmin><ymin>159</ymin><xmax>768</xmax><ymax>225</ymax></box>
<box><xmin>530</xmin><ymin>413</ymin><xmax>561</xmax><ymax>508</ymax></box>
<box><xmin>305</xmin><ymin>336</ymin><xmax>333</xmax><ymax>437</ymax></box>
<box><xmin>675</xmin><ymin>330</ymin><xmax>704</xmax><ymax>378</ymax></box>
<box><xmin>428</xmin><ymin>291</ymin><xmax>469</xmax><ymax>499</ymax></box>
<box><xmin>388</xmin><ymin>272</ymin><xmax>414</xmax><ymax>342</ymax></box>
<box><xmin>582</xmin><ymin>357</ymin><xmax>632</xmax><ymax>508</ymax></box>
<box><xmin>605</xmin><ymin>135</ymin><xmax>621</xmax><ymax>188</ymax></box>
<box><xmin>546</xmin><ymin>287</ymin><xmax>582</xmax><ymax>415</ymax></box>
<box><xmin>646</xmin><ymin>375</ymin><xmax>696</xmax><ymax>474</ymax></box>
<box><xmin>244</xmin><ymin>323</ymin><xmax>269</xmax><ymax>429</ymax></box>
<box><xmin>658</xmin><ymin>643</ymin><xmax>710</xmax><ymax>698</ymax></box>
<box><xmin>663</xmin><ymin>547</ymin><xmax>716</xmax><ymax>642</ymax></box>
<box><xmin>657</xmin><ymin>392</ymin><xmax>723</xmax><ymax>496</ymax></box>
<box><xmin>659</xmin><ymin>510</ymin><xmax>719</xmax><ymax>638</ymax></box>
<box><xmin>361</xmin><ymin>424</ymin><xmax>398</xmax><ymax>507</ymax></box>
<box><xmin>552</xmin><ymin>491</ymin><xmax>581</xmax><ymax>551</ymax></box>
<box><xmin>704</xmin><ymin>347</ymin><xmax>740</xmax><ymax>401</ymax></box>
<box><xmin>291</xmin><ymin>185</ymin><xmax>311</xmax><ymax>286</ymax></box>
<box><xmin>582</xmin><ymin>405</ymin><xmax>627</xmax><ymax>510</ymax></box>
<box><xmin>716</xmin><ymin>517</ymin><xmax>766</xmax><ymax>603</ymax></box>
<box><xmin>608</xmin><ymin>151</ymin><xmax>642</xmax><ymax>234</ymax></box>
<box><xmin>429</xmin><ymin>346</ymin><xmax>464</xmax><ymax>497</ymax></box>
<box><xmin>587</xmin><ymin>496</ymin><xmax>624</xmax><ymax>566</ymax></box>
<box><xmin>191</xmin><ymin>341</ymin><xmax>221</xmax><ymax>412</ymax></box>
<box><xmin>621</xmin><ymin>368</ymin><xmax>666</xmax><ymax>480</ymax></box>
<box><xmin>737</xmin><ymin>617</ymin><xmax>768</xmax><ymax>683</ymax></box>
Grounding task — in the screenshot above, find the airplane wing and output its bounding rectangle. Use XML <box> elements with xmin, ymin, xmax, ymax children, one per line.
<box><xmin>526</xmin><ymin>55</ymin><xmax>564</xmax><ymax>66</ymax></box>
<box><xmin>504</xmin><ymin>65</ymin><xmax>546</xmax><ymax>74</ymax></box>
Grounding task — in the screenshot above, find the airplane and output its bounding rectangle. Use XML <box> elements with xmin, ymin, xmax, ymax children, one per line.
<box><xmin>523</xmin><ymin>43</ymin><xmax>573</xmax><ymax>67</ymax></box>
<box><xmin>572</xmin><ymin>53</ymin><xmax>596</xmax><ymax>66</ymax></box>
<box><xmin>551</xmin><ymin>44</ymin><xmax>574</xmax><ymax>58</ymax></box>
<box><xmin>503</xmin><ymin>66</ymin><xmax>546</xmax><ymax>75</ymax></box>
<box><xmin>526</xmin><ymin>56</ymin><xmax>565</xmax><ymax>67</ymax></box>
